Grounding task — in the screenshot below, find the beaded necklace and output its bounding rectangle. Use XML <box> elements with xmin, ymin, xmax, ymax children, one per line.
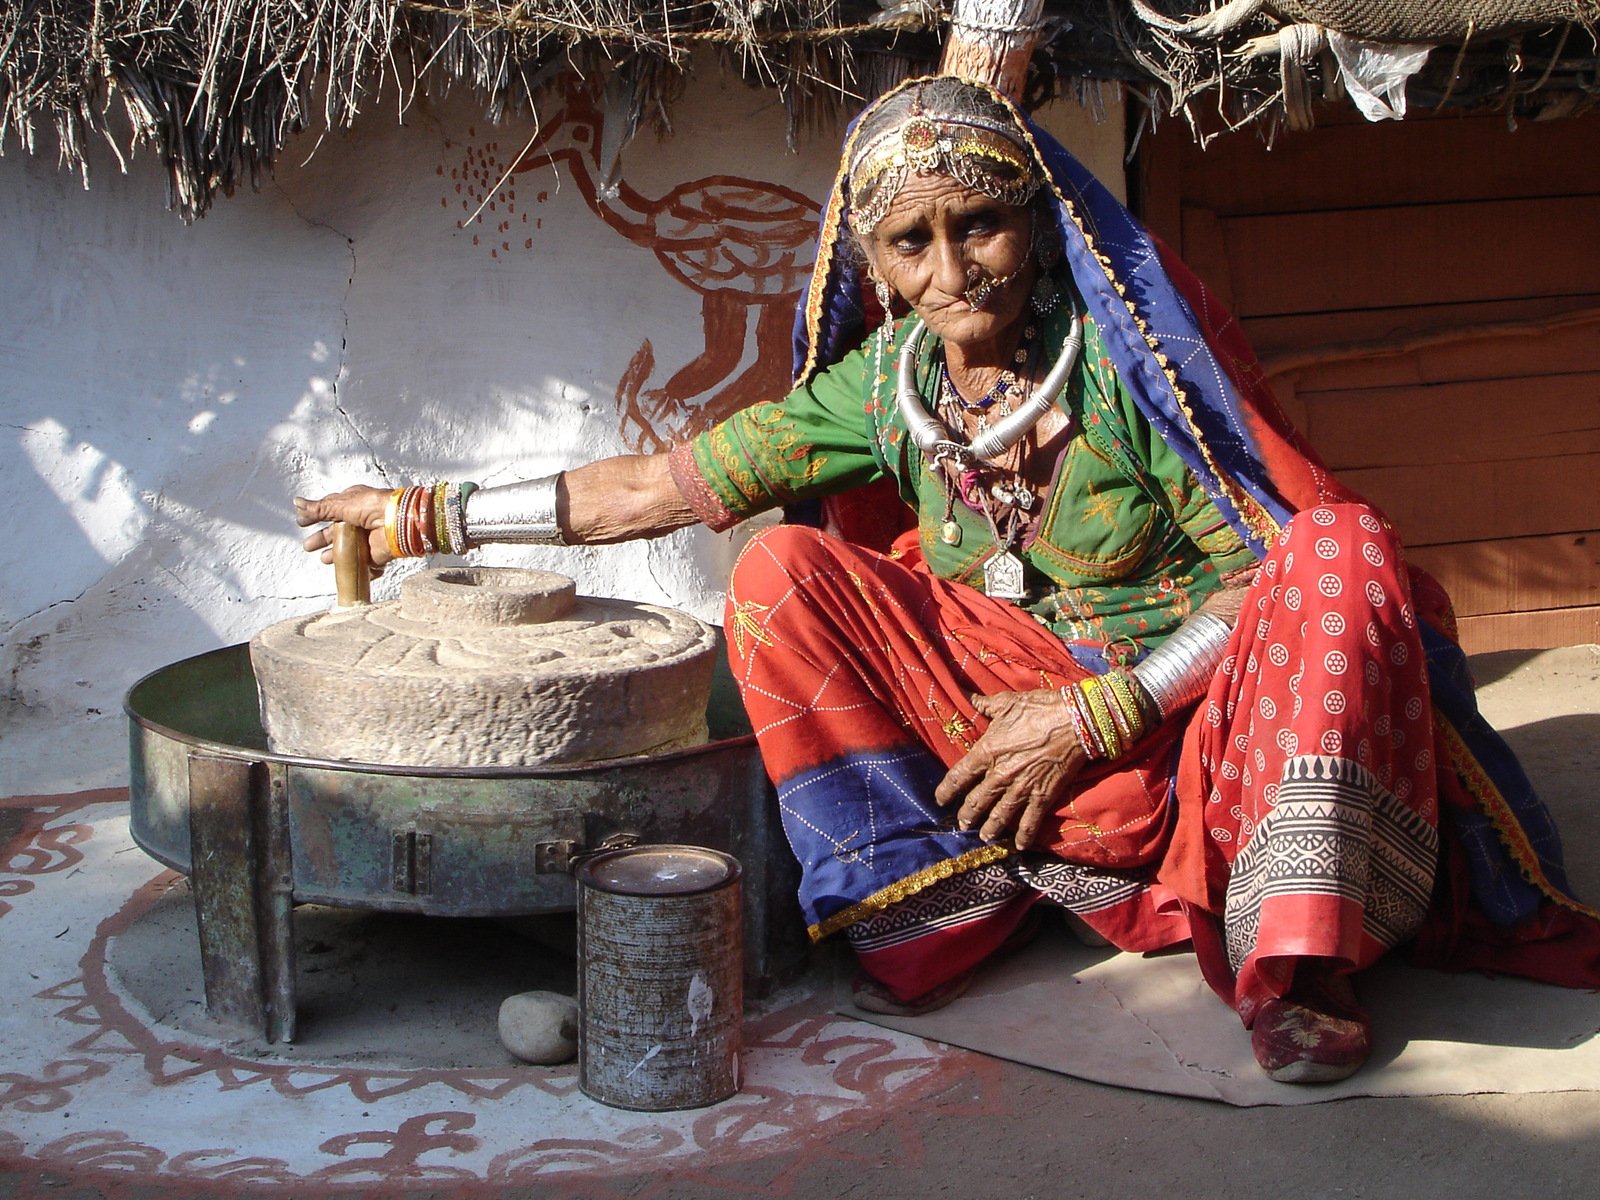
<box><xmin>937</xmin><ymin>320</ymin><xmax>1037</xmax><ymax>417</ymax></box>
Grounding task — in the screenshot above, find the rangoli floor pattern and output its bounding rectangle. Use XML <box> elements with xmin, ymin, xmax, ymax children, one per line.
<box><xmin>1</xmin><ymin>794</ymin><xmax>980</xmax><ymax>1196</ymax></box>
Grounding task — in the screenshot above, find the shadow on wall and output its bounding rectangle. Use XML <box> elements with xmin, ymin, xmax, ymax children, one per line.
<box><xmin>0</xmin><ymin>83</ymin><xmax>836</xmax><ymax>796</ymax></box>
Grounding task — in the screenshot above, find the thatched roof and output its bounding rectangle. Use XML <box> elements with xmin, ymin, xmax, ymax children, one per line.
<box><xmin>3</xmin><ymin>1</ymin><xmax>1595</xmax><ymax>220</ymax></box>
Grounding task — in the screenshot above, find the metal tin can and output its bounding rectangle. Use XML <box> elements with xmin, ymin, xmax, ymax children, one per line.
<box><xmin>576</xmin><ymin>844</ymin><xmax>743</xmax><ymax>1110</ymax></box>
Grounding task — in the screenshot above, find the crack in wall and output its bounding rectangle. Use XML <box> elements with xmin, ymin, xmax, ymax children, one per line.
<box><xmin>3</xmin><ymin>590</ymin><xmax>86</xmax><ymax>639</ymax></box>
<box><xmin>256</xmin><ymin>592</ymin><xmax>350</xmax><ymax>603</ymax></box>
<box><xmin>2</xmin><ymin>588</ymin><xmax>90</xmax><ymax>705</ymax></box>
<box><xmin>156</xmin><ymin>562</ymin><xmax>201</xmax><ymax>604</ymax></box>
<box><xmin>271</xmin><ymin>182</ymin><xmax>392</xmax><ymax>487</ymax></box>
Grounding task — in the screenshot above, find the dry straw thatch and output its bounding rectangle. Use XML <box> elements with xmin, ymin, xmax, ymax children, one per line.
<box><xmin>2</xmin><ymin>0</ymin><xmax>1594</xmax><ymax>219</ymax></box>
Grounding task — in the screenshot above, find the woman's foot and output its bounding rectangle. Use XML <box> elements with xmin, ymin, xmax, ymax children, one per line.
<box><xmin>852</xmin><ymin>967</ymin><xmax>976</xmax><ymax>1016</ymax></box>
<box><xmin>851</xmin><ymin>905</ymin><xmax>1044</xmax><ymax>1017</ymax></box>
<box><xmin>1250</xmin><ymin>969</ymin><xmax>1371</xmax><ymax>1084</ymax></box>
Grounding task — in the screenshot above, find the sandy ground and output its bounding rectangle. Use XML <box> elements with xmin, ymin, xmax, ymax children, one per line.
<box><xmin>1</xmin><ymin>645</ymin><xmax>1596</xmax><ymax>1199</ymax></box>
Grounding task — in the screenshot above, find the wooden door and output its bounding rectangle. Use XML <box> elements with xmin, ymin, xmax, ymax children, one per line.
<box><xmin>1139</xmin><ymin>106</ymin><xmax>1600</xmax><ymax>653</ymax></box>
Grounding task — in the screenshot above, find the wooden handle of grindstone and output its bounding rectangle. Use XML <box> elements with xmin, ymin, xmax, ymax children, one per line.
<box><xmin>332</xmin><ymin>521</ymin><xmax>372</xmax><ymax>608</ymax></box>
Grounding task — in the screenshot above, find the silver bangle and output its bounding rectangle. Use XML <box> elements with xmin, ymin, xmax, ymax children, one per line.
<box><xmin>1132</xmin><ymin>611</ymin><xmax>1232</xmax><ymax>721</ymax></box>
<box><xmin>462</xmin><ymin>474</ymin><xmax>566</xmax><ymax>545</ymax></box>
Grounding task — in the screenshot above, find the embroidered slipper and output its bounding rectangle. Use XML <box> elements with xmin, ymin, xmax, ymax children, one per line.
<box><xmin>851</xmin><ymin>906</ymin><xmax>1045</xmax><ymax>1017</ymax></box>
<box><xmin>1250</xmin><ymin>970</ymin><xmax>1371</xmax><ymax>1084</ymax></box>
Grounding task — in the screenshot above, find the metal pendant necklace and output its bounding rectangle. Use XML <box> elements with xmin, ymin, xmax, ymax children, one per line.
<box><xmin>900</xmin><ymin>306</ymin><xmax>1082</xmax><ymax>601</ymax></box>
<box><xmin>896</xmin><ymin>302</ymin><xmax>1081</xmax><ymax>466</ymax></box>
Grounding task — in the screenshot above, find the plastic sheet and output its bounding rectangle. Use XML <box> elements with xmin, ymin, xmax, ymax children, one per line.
<box><xmin>1329</xmin><ymin>31</ymin><xmax>1436</xmax><ymax>121</ymax></box>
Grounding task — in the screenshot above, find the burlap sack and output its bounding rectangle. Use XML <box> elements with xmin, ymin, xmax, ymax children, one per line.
<box><xmin>1272</xmin><ymin>0</ymin><xmax>1597</xmax><ymax>42</ymax></box>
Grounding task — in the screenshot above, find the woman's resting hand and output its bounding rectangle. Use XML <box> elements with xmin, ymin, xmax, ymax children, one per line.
<box><xmin>294</xmin><ymin>485</ymin><xmax>393</xmax><ymax>567</ymax></box>
<box><xmin>1196</xmin><ymin>569</ymin><xmax>1256</xmax><ymax>628</ymax></box>
<box><xmin>933</xmin><ymin>688</ymin><xmax>1089</xmax><ymax>850</ymax></box>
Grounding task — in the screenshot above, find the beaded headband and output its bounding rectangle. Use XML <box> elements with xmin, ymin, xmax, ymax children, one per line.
<box><xmin>847</xmin><ymin>107</ymin><xmax>1040</xmax><ymax>235</ymax></box>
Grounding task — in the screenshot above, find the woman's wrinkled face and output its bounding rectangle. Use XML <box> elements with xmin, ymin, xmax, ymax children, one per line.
<box><xmin>862</xmin><ymin>172</ymin><xmax>1036</xmax><ymax>355</ymax></box>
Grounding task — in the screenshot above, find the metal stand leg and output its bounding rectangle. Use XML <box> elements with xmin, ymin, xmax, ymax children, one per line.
<box><xmin>186</xmin><ymin>753</ymin><xmax>297</xmax><ymax>1041</ymax></box>
<box><xmin>735</xmin><ymin>763</ymin><xmax>806</xmax><ymax>996</ymax></box>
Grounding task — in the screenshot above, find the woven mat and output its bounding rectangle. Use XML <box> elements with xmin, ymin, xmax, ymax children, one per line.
<box><xmin>843</xmin><ymin>923</ymin><xmax>1600</xmax><ymax>1106</ymax></box>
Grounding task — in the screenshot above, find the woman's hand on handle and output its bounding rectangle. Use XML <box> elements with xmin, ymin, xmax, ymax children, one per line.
<box><xmin>294</xmin><ymin>485</ymin><xmax>393</xmax><ymax>567</ymax></box>
<box><xmin>933</xmin><ymin>688</ymin><xmax>1089</xmax><ymax>850</ymax></box>
<box><xmin>293</xmin><ymin>455</ymin><xmax>700</xmax><ymax>567</ymax></box>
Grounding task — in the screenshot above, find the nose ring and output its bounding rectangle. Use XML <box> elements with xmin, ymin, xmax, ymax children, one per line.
<box><xmin>964</xmin><ymin>263</ymin><xmax>1022</xmax><ymax>312</ymax></box>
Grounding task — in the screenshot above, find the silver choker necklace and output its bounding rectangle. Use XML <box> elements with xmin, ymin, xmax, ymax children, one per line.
<box><xmin>895</xmin><ymin>305</ymin><xmax>1083</xmax><ymax>468</ymax></box>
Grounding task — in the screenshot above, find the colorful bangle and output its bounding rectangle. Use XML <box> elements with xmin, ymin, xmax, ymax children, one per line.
<box><xmin>1077</xmin><ymin>685</ymin><xmax>1102</xmax><ymax>758</ymax></box>
<box><xmin>457</xmin><ymin>482</ymin><xmax>479</xmax><ymax>549</ymax></box>
<box><xmin>1063</xmin><ymin>671</ymin><xmax>1152</xmax><ymax>763</ymax></box>
<box><xmin>398</xmin><ymin>485</ymin><xmax>420</xmax><ymax>557</ymax></box>
<box><xmin>442</xmin><ymin>482</ymin><xmax>465</xmax><ymax>554</ymax></box>
<box><xmin>432</xmin><ymin>482</ymin><xmax>451</xmax><ymax>554</ymax></box>
<box><xmin>1102</xmin><ymin>671</ymin><xmax>1146</xmax><ymax>745</ymax></box>
<box><xmin>1083</xmin><ymin>677</ymin><xmax>1125</xmax><ymax>759</ymax></box>
<box><xmin>1064</xmin><ymin>681</ymin><xmax>1105</xmax><ymax>760</ymax></box>
<box><xmin>1059</xmin><ymin>685</ymin><xmax>1096</xmax><ymax>758</ymax></box>
<box><xmin>416</xmin><ymin>485</ymin><xmax>438</xmax><ymax>555</ymax></box>
<box><xmin>403</xmin><ymin>484</ymin><xmax>430</xmax><ymax>557</ymax></box>
<box><xmin>399</xmin><ymin>480</ymin><xmax>482</xmax><ymax>556</ymax></box>
<box><xmin>395</xmin><ymin>485</ymin><xmax>417</xmax><ymax>558</ymax></box>
<box><xmin>383</xmin><ymin>488</ymin><xmax>405</xmax><ymax>560</ymax></box>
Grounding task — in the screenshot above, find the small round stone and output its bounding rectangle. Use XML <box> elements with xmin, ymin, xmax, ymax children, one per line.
<box><xmin>498</xmin><ymin>990</ymin><xmax>579</xmax><ymax>1065</ymax></box>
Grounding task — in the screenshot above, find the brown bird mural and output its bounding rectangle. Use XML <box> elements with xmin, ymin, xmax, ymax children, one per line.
<box><xmin>449</xmin><ymin>77</ymin><xmax>822</xmax><ymax>451</ymax></box>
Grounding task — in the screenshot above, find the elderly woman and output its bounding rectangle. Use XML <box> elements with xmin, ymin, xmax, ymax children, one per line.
<box><xmin>297</xmin><ymin>76</ymin><xmax>1600</xmax><ymax>1084</ymax></box>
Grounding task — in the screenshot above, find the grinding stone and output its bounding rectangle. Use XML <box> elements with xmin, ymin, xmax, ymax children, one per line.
<box><xmin>251</xmin><ymin>567</ymin><xmax>718</xmax><ymax>767</ymax></box>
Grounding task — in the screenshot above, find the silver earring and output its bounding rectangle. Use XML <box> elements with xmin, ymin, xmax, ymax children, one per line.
<box><xmin>1031</xmin><ymin>273</ymin><xmax>1060</xmax><ymax>317</ymax></box>
<box><xmin>874</xmin><ymin>276</ymin><xmax>895</xmax><ymax>338</ymax></box>
<box><xmin>1033</xmin><ymin>219</ymin><xmax>1063</xmax><ymax>271</ymax></box>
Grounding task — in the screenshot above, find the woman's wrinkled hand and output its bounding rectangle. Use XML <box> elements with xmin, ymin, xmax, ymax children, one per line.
<box><xmin>293</xmin><ymin>485</ymin><xmax>393</xmax><ymax>568</ymax></box>
<box><xmin>1198</xmin><ymin>571</ymin><xmax>1256</xmax><ymax>628</ymax></box>
<box><xmin>933</xmin><ymin>688</ymin><xmax>1089</xmax><ymax>850</ymax></box>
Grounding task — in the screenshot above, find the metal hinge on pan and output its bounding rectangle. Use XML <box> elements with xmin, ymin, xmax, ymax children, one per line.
<box><xmin>391</xmin><ymin>828</ymin><xmax>433</xmax><ymax>894</ymax></box>
<box><xmin>534</xmin><ymin>831</ymin><xmax>641</xmax><ymax>875</ymax></box>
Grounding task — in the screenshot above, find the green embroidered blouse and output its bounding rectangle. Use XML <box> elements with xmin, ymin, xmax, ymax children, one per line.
<box><xmin>681</xmin><ymin>305</ymin><xmax>1256</xmax><ymax>658</ymax></box>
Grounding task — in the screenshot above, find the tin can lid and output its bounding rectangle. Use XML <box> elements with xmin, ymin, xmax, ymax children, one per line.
<box><xmin>578</xmin><ymin>844</ymin><xmax>740</xmax><ymax>896</ymax></box>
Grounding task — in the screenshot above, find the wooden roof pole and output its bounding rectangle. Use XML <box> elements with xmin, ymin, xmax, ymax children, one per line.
<box><xmin>938</xmin><ymin>0</ymin><xmax>1047</xmax><ymax>100</ymax></box>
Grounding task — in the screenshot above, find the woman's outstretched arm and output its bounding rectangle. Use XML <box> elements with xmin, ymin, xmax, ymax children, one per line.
<box><xmin>560</xmin><ymin>453</ymin><xmax>698</xmax><ymax>544</ymax></box>
<box><xmin>295</xmin><ymin>453</ymin><xmax>699</xmax><ymax>564</ymax></box>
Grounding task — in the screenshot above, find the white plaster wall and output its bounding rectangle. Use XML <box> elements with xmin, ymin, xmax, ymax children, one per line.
<box><xmin>0</xmin><ymin>73</ymin><xmax>1125</xmax><ymax>795</ymax></box>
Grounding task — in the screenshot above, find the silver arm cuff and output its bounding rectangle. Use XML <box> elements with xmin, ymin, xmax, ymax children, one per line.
<box><xmin>462</xmin><ymin>474</ymin><xmax>566</xmax><ymax>545</ymax></box>
<box><xmin>1131</xmin><ymin>611</ymin><xmax>1232</xmax><ymax>721</ymax></box>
